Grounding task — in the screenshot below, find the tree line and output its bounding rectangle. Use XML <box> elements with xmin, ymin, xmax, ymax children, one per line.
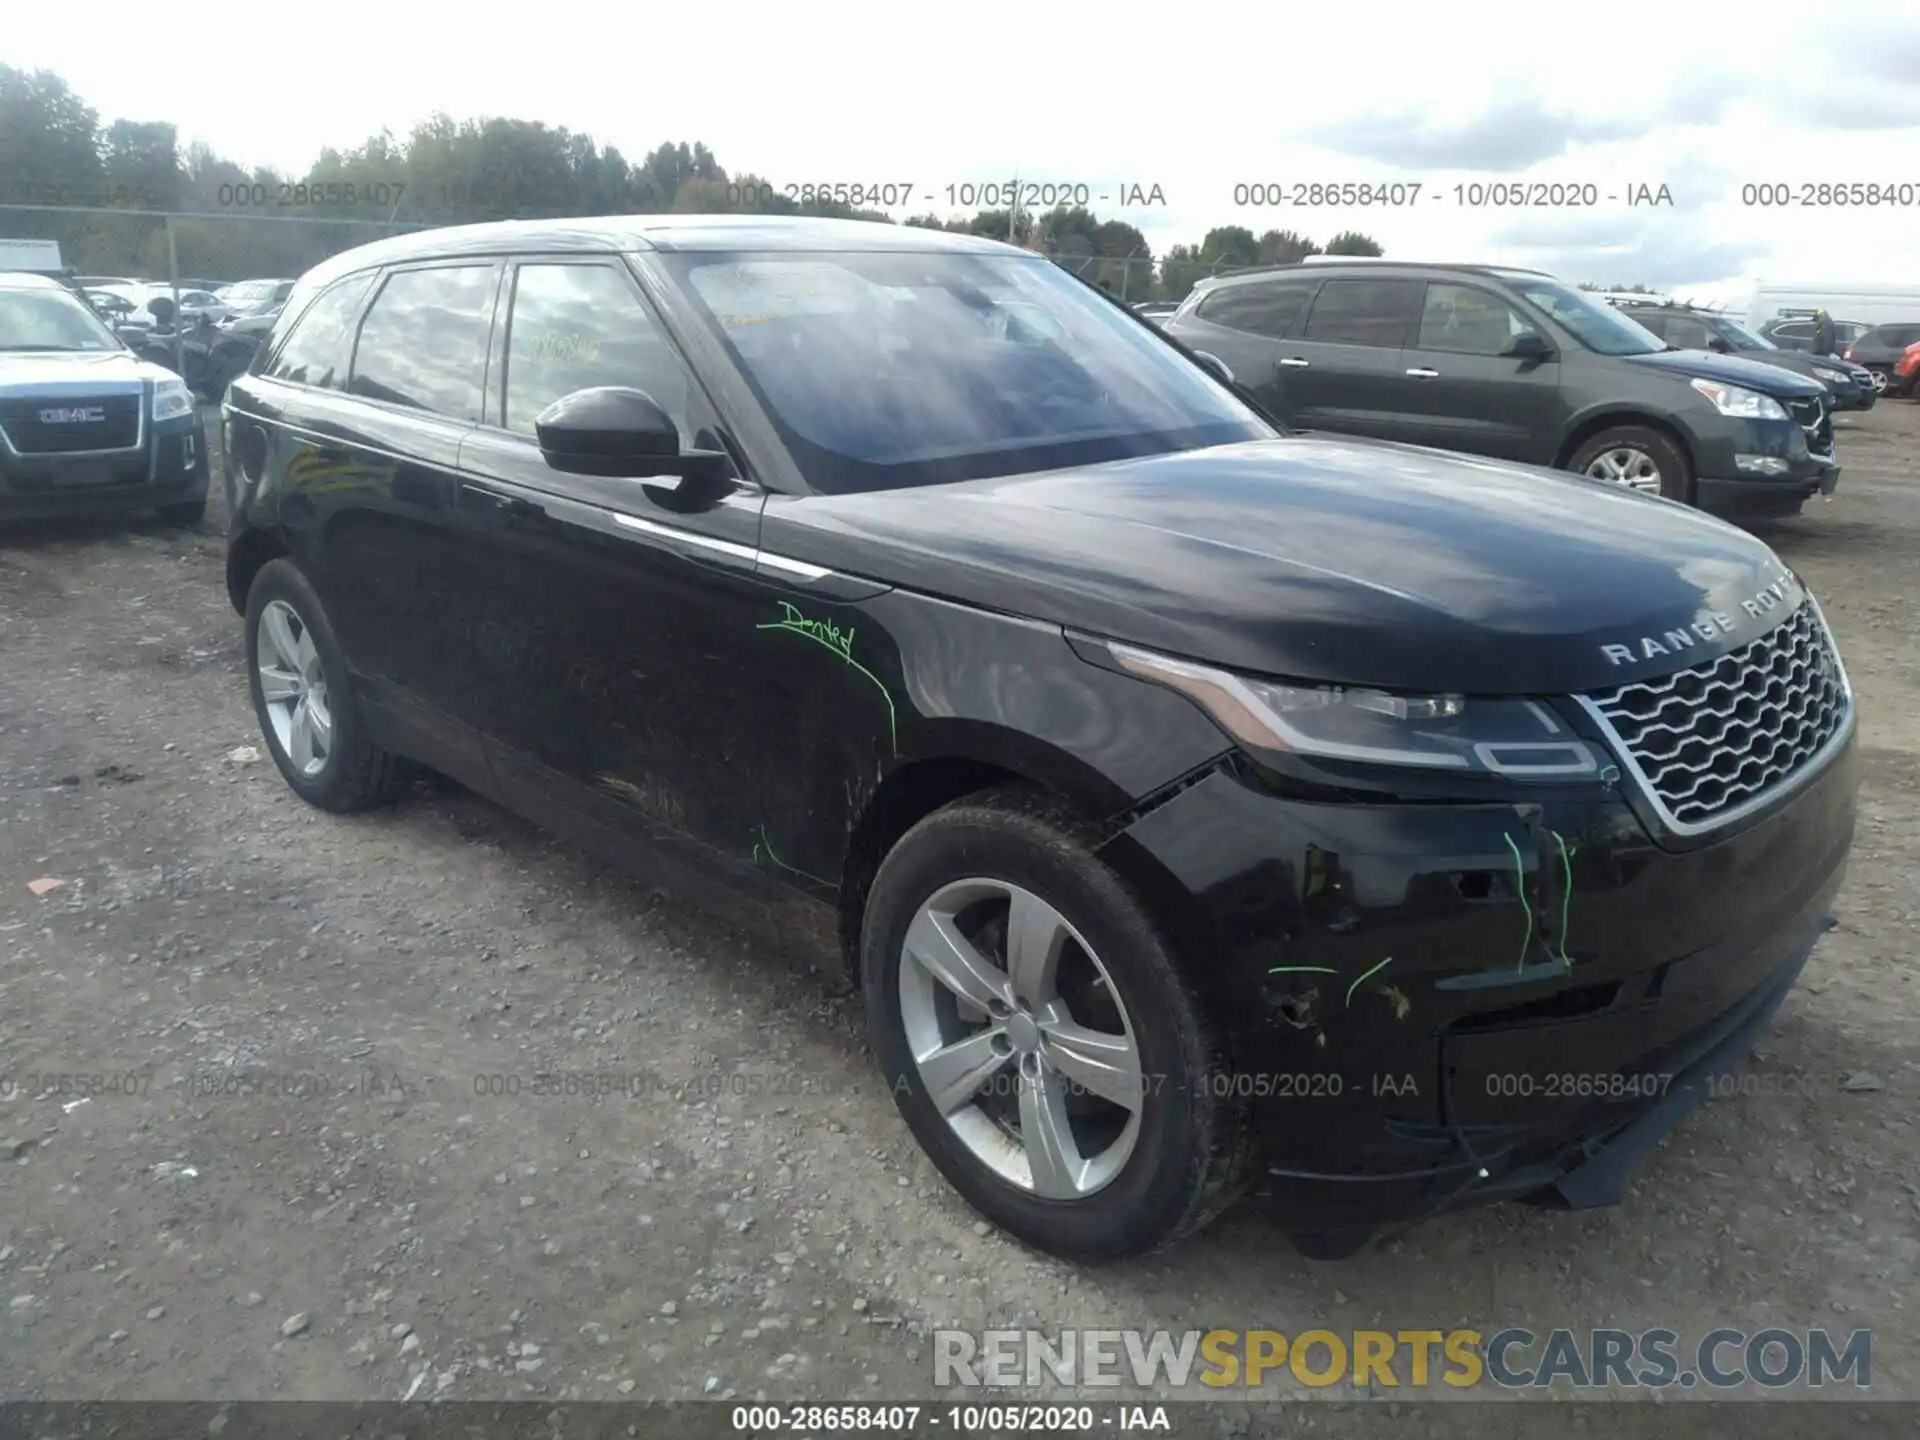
<box><xmin>0</xmin><ymin>64</ymin><xmax>1381</xmax><ymax>301</ymax></box>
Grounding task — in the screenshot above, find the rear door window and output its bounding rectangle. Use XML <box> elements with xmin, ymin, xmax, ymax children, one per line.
<box><xmin>1301</xmin><ymin>278</ymin><xmax>1422</xmax><ymax>347</ymax></box>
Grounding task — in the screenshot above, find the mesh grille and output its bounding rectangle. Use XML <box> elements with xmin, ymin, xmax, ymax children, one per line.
<box><xmin>1584</xmin><ymin>603</ymin><xmax>1849</xmax><ymax>831</ymax></box>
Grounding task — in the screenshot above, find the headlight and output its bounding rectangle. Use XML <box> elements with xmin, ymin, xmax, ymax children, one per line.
<box><xmin>1689</xmin><ymin>377</ymin><xmax>1788</xmax><ymax>419</ymax></box>
<box><xmin>1811</xmin><ymin>366</ymin><xmax>1846</xmax><ymax>383</ymax></box>
<box><xmin>1109</xmin><ymin>644</ymin><xmax>1604</xmax><ymax>780</ymax></box>
<box><xmin>152</xmin><ymin>377</ymin><xmax>194</xmax><ymax>421</ymax></box>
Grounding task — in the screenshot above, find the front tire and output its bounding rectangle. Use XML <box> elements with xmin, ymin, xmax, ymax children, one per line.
<box><xmin>1566</xmin><ymin>425</ymin><xmax>1694</xmax><ymax>505</ymax></box>
<box><xmin>861</xmin><ymin>786</ymin><xmax>1254</xmax><ymax>1260</ymax></box>
<box><xmin>244</xmin><ymin>558</ymin><xmax>412</xmax><ymax>812</ymax></box>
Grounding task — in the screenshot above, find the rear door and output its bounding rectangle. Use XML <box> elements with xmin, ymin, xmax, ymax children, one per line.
<box><xmin>1168</xmin><ymin>277</ymin><xmax>1319</xmax><ymax>415</ymax></box>
<box><xmin>1283</xmin><ymin>277</ymin><xmax>1423</xmax><ymax>440</ymax></box>
<box><xmin>299</xmin><ymin>260</ymin><xmax>504</xmax><ymax>790</ymax></box>
<box><xmin>1394</xmin><ymin>280</ymin><xmax>1564</xmax><ymax>462</ymax></box>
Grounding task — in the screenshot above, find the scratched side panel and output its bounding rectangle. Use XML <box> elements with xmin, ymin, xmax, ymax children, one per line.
<box><xmin>748</xmin><ymin>585</ymin><xmax>1235</xmax><ymax>895</ymax></box>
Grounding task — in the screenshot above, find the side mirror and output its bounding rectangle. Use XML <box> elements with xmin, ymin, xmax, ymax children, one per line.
<box><xmin>1191</xmin><ymin>350</ymin><xmax>1235</xmax><ymax>385</ymax></box>
<box><xmin>1504</xmin><ymin>331</ymin><xmax>1554</xmax><ymax>361</ymax></box>
<box><xmin>1708</xmin><ymin>337</ymin><xmax>1732</xmax><ymax>353</ymax></box>
<box><xmin>534</xmin><ymin>387</ymin><xmax>729</xmax><ymax>482</ymax></box>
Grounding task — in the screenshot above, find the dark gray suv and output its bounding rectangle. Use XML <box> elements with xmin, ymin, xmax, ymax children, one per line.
<box><xmin>1166</xmin><ymin>262</ymin><xmax>1840</xmax><ymax>520</ymax></box>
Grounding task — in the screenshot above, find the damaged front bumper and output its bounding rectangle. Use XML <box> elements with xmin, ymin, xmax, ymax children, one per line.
<box><xmin>1106</xmin><ymin>728</ymin><xmax>1858</xmax><ymax>1236</ymax></box>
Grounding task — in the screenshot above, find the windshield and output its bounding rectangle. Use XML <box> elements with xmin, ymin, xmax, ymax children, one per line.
<box><xmin>1714</xmin><ymin>317</ymin><xmax>1775</xmax><ymax>349</ymax></box>
<box><xmin>1508</xmin><ymin>279</ymin><xmax>1665</xmax><ymax>356</ymax></box>
<box><xmin>664</xmin><ymin>250</ymin><xmax>1273</xmax><ymax>494</ymax></box>
<box><xmin>0</xmin><ymin>286</ymin><xmax>124</xmax><ymax>352</ymax></box>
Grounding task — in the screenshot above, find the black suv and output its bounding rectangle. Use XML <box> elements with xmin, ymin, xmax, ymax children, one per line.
<box><xmin>1760</xmin><ymin>315</ymin><xmax>1871</xmax><ymax>355</ymax></box>
<box><xmin>1166</xmin><ymin>262</ymin><xmax>1839</xmax><ymax>519</ymax></box>
<box><xmin>1612</xmin><ymin>302</ymin><xmax>1876</xmax><ymax>411</ymax></box>
<box><xmin>222</xmin><ymin>218</ymin><xmax>1857</xmax><ymax>1261</ymax></box>
<box><xmin>1841</xmin><ymin>322</ymin><xmax>1920</xmax><ymax>394</ymax></box>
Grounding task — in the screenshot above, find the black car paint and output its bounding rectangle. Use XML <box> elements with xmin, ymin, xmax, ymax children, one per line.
<box><xmin>223</xmin><ymin>218</ymin><xmax>1857</xmax><ymax>1237</ymax></box>
<box><xmin>1167</xmin><ymin>264</ymin><xmax>1839</xmax><ymax>519</ymax></box>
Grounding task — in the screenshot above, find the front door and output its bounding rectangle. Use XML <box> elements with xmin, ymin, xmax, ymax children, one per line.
<box><xmin>452</xmin><ymin>257</ymin><xmax>779</xmax><ymax>868</ymax></box>
<box><xmin>1394</xmin><ymin>280</ymin><xmax>1565</xmax><ymax>462</ymax></box>
<box><xmin>1171</xmin><ymin>276</ymin><xmax>1320</xmax><ymax>419</ymax></box>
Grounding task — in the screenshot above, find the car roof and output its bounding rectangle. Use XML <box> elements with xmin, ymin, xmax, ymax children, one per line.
<box><xmin>298</xmin><ymin>215</ymin><xmax>1026</xmax><ymax>294</ymax></box>
<box><xmin>1187</xmin><ymin>261</ymin><xmax>1558</xmax><ymax>296</ymax></box>
<box><xmin>0</xmin><ymin>271</ymin><xmax>71</xmax><ymax>292</ymax></box>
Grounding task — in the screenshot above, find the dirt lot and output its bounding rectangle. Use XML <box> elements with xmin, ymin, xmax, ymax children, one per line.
<box><xmin>1</xmin><ymin>404</ymin><xmax>1916</xmax><ymax>1410</ymax></box>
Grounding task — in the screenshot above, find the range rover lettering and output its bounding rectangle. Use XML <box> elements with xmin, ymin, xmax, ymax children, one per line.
<box><xmin>221</xmin><ymin>218</ymin><xmax>1858</xmax><ymax>1260</ymax></box>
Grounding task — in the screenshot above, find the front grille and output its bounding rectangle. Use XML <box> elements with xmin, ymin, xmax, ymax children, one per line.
<box><xmin>1785</xmin><ymin>396</ymin><xmax>1833</xmax><ymax>454</ymax></box>
<box><xmin>0</xmin><ymin>394</ymin><xmax>142</xmax><ymax>454</ymax></box>
<box><xmin>1582</xmin><ymin>603</ymin><xmax>1850</xmax><ymax>833</ymax></box>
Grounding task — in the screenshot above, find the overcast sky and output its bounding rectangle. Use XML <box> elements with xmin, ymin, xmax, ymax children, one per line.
<box><xmin>11</xmin><ymin>3</ymin><xmax>1920</xmax><ymax>304</ymax></box>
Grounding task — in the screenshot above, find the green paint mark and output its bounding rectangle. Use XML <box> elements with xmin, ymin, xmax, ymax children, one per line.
<box><xmin>1346</xmin><ymin>956</ymin><xmax>1395</xmax><ymax>1009</ymax></box>
<box><xmin>1550</xmin><ymin>830</ymin><xmax>1576</xmax><ymax>969</ymax></box>
<box><xmin>1267</xmin><ymin>965</ymin><xmax>1339</xmax><ymax>977</ymax></box>
<box><xmin>753</xmin><ymin>824</ymin><xmax>836</xmax><ymax>889</ymax></box>
<box><xmin>758</xmin><ymin>600</ymin><xmax>899</xmax><ymax>755</ymax></box>
<box><xmin>1503</xmin><ymin>831</ymin><xmax>1536</xmax><ymax>973</ymax></box>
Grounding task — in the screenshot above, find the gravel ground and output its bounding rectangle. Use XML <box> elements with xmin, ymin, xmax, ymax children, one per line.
<box><xmin>1</xmin><ymin>403</ymin><xmax>1916</xmax><ymax>1407</ymax></box>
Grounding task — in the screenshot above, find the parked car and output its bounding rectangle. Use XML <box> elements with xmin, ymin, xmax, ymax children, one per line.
<box><xmin>0</xmin><ymin>271</ymin><xmax>209</xmax><ymax>523</ymax></box>
<box><xmin>1893</xmin><ymin>340</ymin><xmax>1920</xmax><ymax>398</ymax></box>
<box><xmin>219</xmin><ymin>278</ymin><xmax>297</xmax><ymax>317</ymax></box>
<box><xmin>221</xmin><ymin>216</ymin><xmax>1858</xmax><ymax>1261</ymax></box>
<box><xmin>1608</xmin><ymin>300</ymin><xmax>1876</xmax><ymax>411</ymax></box>
<box><xmin>1840</xmin><ymin>323</ymin><xmax>1920</xmax><ymax>394</ymax></box>
<box><xmin>1164</xmin><ymin>261</ymin><xmax>1838</xmax><ymax>519</ymax></box>
<box><xmin>1759</xmin><ymin>315</ymin><xmax>1873</xmax><ymax>355</ymax></box>
<box><xmin>91</xmin><ymin>283</ymin><xmax>235</xmax><ymax>329</ymax></box>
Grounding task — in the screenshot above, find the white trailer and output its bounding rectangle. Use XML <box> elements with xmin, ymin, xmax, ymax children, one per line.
<box><xmin>1745</xmin><ymin>282</ymin><xmax>1920</xmax><ymax>331</ymax></box>
<box><xmin>0</xmin><ymin>239</ymin><xmax>65</xmax><ymax>274</ymax></box>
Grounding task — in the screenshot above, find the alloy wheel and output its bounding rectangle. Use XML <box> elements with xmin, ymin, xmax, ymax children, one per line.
<box><xmin>1584</xmin><ymin>446</ymin><xmax>1664</xmax><ymax>494</ymax></box>
<box><xmin>257</xmin><ymin>598</ymin><xmax>333</xmax><ymax>778</ymax></box>
<box><xmin>1870</xmin><ymin>368</ymin><xmax>1889</xmax><ymax>393</ymax></box>
<box><xmin>897</xmin><ymin>878</ymin><xmax>1143</xmax><ymax>1199</ymax></box>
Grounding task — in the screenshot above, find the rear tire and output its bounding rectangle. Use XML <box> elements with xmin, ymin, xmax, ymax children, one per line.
<box><xmin>861</xmin><ymin>785</ymin><xmax>1255</xmax><ymax>1261</ymax></box>
<box><xmin>1566</xmin><ymin>425</ymin><xmax>1694</xmax><ymax>505</ymax></box>
<box><xmin>244</xmin><ymin>557</ymin><xmax>413</xmax><ymax>813</ymax></box>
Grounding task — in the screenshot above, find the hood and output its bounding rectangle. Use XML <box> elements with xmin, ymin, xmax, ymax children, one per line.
<box><xmin>0</xmin><ymin>349</ymin><xmax>168</xmax><ymax>388</ymax></box>
<box><xmin>1728</xmin><ymin>348</ymin><xmax>1842</xmax><ymax>382</ymax></box>
<box><xmin>1621</xmin><ymin>347</ymin><xmax>1826</xmax><ymax>396</ymax></box>
<box><xmin>764</xmin><ymin>436</ymin><xmax>1804</xmax><ymax>697</ymax></box>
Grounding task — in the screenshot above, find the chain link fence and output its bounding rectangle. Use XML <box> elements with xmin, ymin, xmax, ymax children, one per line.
<box><xmin>3</xmin><ymin>202</ymin><xmax>1272</xmax><ymax>316</ymax></box>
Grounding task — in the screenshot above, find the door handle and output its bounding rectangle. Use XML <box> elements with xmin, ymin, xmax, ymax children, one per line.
<box><xmin>1405</xmin><ymin>367</ymin><xmax>1440</xmax><ymax>378</ymax></box>
<box><xmin>1279</xmin><ymin>357</ymin><xmax>1310</xmax><ymax>369</ymax></box>
<box><xmin>461</xmin><ymin>484</ymin><xmax>542</xmax><ymax>521</ymax></box>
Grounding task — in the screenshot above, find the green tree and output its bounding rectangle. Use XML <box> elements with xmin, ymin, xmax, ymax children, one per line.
<box><xmin>1324</xmin><ymin>230</ymin><xmax>1384</xmax><ymax>256</ymax></box>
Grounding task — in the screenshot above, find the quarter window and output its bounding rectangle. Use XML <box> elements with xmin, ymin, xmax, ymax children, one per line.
<box><xmin>1301</xmin><ymin>278</ymin><xmax>1422</xmax><ymax>348</ymax></box>
<box><xmin>502</xmin><ymin>263</ymin><xmax>696</xmax><ymax>439</ymax></box>
<box><xmin>1192</xmin><ymin>281</ymin><xmax>1315</xmax><ymax>339</ymax></box>
<box><xmin>1415</xmin><ymin>283</ymin><xmax>1532</xmax><ymax>355</ymax></box>
<box><xmin>348</xmin><ymin>265</ymin><xmax>496</xmax><ymax>420</ymax></box>
<box><xmin>265</xmin><ymin>273</ymin><xmax>376</xmax><ymax>389</ymax></box>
